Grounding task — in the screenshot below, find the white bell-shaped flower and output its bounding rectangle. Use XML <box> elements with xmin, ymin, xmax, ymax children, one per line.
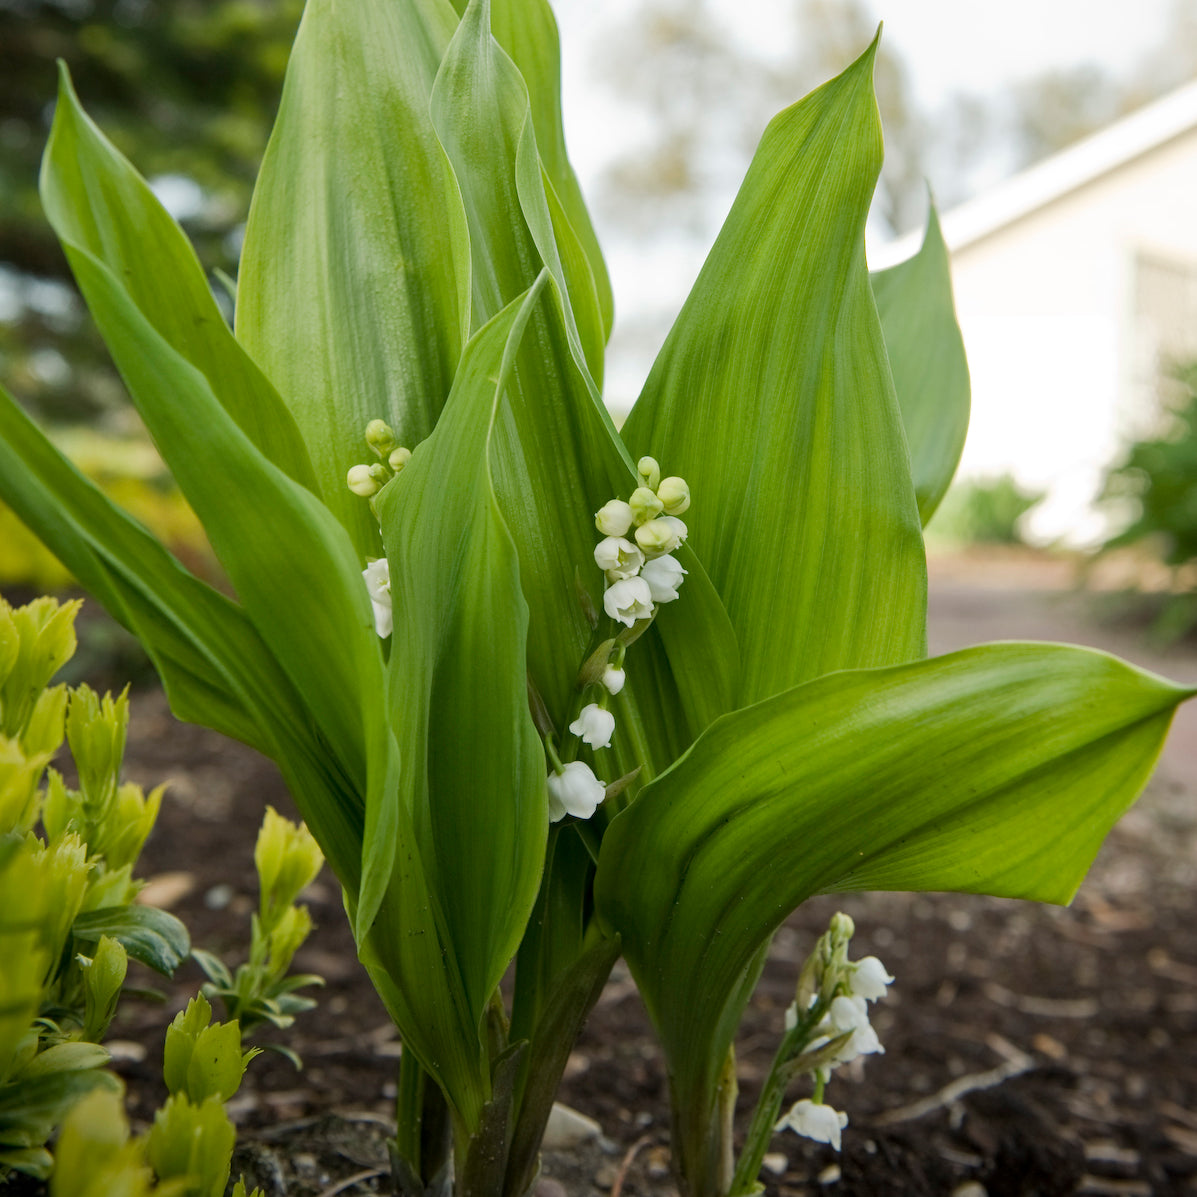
<box><xmin>569</xmin><ymin>703</ymin><xmax>615</xmax><ymax>749</ymax></box>
<box><xmin>776</xmin><ymin>1099</ymin><xmax>848</xmax><ymax>1151</ymax></box>
<box><xmin>547</xmin><ymin>761</ymin><xmax>606</xmax><ymax>823</ymax></box>
<box><xmin>362</xmin><ymin>558</ymin><xmax>393</xmax><ymax>638</ymax></box>
<box><xmin>634</xmin><ymin>517</ymin><xmax>680</xmax><ymax>557</ymax></box>
<box><xmin>594</xmin><ymin>536</ymin><xmax>645</xmax><ymax>580</ymax></box>
<box><xmin>851</xmin><ymin>956</ymin><xmax>894</xmax><ymax>1001</ymax></box>
<box><xmin>640</xmin><ymin>554</ymin><xmax>687</xmax><ymax>602</ymax></box>
<box><xmin>604</xmin><ymin>577</ymin><xmax>653</xmax><ymax>627</ymax></box>
<box><xmin>601</xmin><ymin>664</ymin><xmax>626</xmax><ymax>695</ymax></box>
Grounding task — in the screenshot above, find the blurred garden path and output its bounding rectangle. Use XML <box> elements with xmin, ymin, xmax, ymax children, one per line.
<box><xmin>927</xmin><ymin>548</ymin><xmax>1197</xmax><ymax>787</ymax></box>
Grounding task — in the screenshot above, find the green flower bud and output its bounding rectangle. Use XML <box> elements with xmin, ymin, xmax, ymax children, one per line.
<box><xmin>636</xmin><ymin>456</ymin><xmax>661</xmax><ymax>491</ymax></box>
<box><xmin>657</xmin><ymin>476</ymin><xmax>691</xmax><ymax>515</ymax></box>
<box><xmin>81</xmin><ymin>935</ymin><xmax>128</xmax><ymax>1042</ymax></box>
<box><xmin>365</xmin><ymin>418</ymin><xmax>397</xmax><ymax>457</ymax></box>
<box><xmin>254</xmin><ymin>806</ymin><xmax>324</xmax><ymax>932</ymax></box>
<box><xmin>634</xmin><ymin>517</ymin><xmax>681</xmax><ymax>557</ymax></box>
<box><xmin>628</xmin><ymin>487</ymin><xmax>664</xmax><ymax>525</ymax></box>
<box><xmin>389</xmin><ymin>445</ymin><xmax>412</xmax><ymax>472</ymax></box>
<box><xmin>346</xmin><ymin>464</ymin><xmax>380</xmax><ymax>497</ymax></box>
<box><xmin>147</xmin><ymin>1092</ymin><xmax>236</xmax><ymax>1197</ymax></box>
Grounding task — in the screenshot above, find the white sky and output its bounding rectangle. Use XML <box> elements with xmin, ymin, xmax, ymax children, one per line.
<box><xmin>552</xmin><ymin>0</ymin><xmax>1183</xmax><ymax>407</ymax></box>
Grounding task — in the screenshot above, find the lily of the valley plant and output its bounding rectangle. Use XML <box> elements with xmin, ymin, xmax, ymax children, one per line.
<box><xmin>1</xmin><ymin>2</ymin><xmax>1193</xmax><ymax>1194</ymax></box>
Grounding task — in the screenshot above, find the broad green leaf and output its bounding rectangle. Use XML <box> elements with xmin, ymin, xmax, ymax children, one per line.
<box><xmin>377</xmin><ymin>282</ymin><xmax>546</xmax><ymax>1020</ymax></box>
<box><xmin>431</xmin><ymin>0</ymin><xmax>739</xmax><ymax>764</ymax></box>
<box><xmin>237</xmin><ymin>0</ymin><xmax>469</xmax><ymax>557</ymax></box>
<box><xmin>41</xmin><ymin>84</ymin><xmax>389</xmax><ymax>801</ymax></box>
<box><xmin>41</xmin><ymin>67</ymin><xmax>317</xmax><ymax>496</ymax></box>
<box><xmin>621</xmin><ymin>38</ymin><xmax>926</xmax><ymax>706</ymax></box>
<box><xmin>362</xmin><ymin>284</ymin><xmax>552</xmax><ymax>1131</ymax></box>
<box><xmin>489</xmin><ymin>0</ymin><xmax>614</xmax><ymax>340</ymax></box>
<box><xmin>72</xmin><ymin>905</ymin><xmax>190</xmax><ymax>975</ymax></box>
<box><xmin>596</xmin><ymin>643</ymin><xmax>1193</xmax><ymax>1130</ymax></box>
<box><xmin>871</xmin><ymin>205</ymin><xmax>970</xmax><ymax>524</ymax></box>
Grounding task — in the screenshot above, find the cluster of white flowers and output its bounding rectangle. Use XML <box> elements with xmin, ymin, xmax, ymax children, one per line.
<box><xmin>594</xmin><ymin>456</ymin><xmax>690</xmax><ymax>628</ymax></box>
<box><xmin>346</xmin><ymin>419</ymin><xmax>413</xmax><ymax>639</ymax></box>
<box><xmin>775</xmin><ymin>914</ymin><xmax>894</xmax><ymax>1152</ymax></box>
<box><xmin>545</xmin><ymin>457</ymin><xmax>692</xmax><ymax>825</ymax></box>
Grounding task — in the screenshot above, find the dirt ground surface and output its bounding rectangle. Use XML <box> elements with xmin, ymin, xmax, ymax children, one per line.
<box><xmin>6</xmin><ymin>549</ymin><xmax>1197</xmax><ymax>1197</ymax></box>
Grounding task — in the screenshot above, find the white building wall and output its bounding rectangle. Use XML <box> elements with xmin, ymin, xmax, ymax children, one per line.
<box><xmin>942</xmin><ymin>126</ymin><xmax>1197</xmax><ymax>543</ymax></box>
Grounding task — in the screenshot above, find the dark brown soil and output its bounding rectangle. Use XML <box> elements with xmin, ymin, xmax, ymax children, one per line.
<box><xmin>8</xmin><ymin>554</ymin><xmax>1197</xmax><ymax>1196</ymax></box>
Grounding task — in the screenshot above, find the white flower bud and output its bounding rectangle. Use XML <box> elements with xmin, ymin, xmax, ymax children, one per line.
<box><xmin>389</xmin><ymin>446</ymin><xmax>412</xmax><ymax>472</ymax></box>
<box><xmin>569</xmin><ymin>703</ymin><xmax>615</xmax><ymax>749</ymax></box>
<box><xmin>640</xmin><ymin>554</ymin><xmax>687</xmax><ymax>602</ymax></box>
<box><xmin>851</xmin><ymin>956</ymin><xmax>894</xmax><ymax>1001</ymax></box>
<box><xmin>603</xmin><ymin>577</ymin><xmax>653</xmax><ymax>627</ymax></box>
<box><xmin>628</xmin><ymin>487</ymin><xmax>664</xmax><ymax>525</ymax></box>
<box><xmin>365</xmin><ymin>418</ymin><xmax>397</xmax><ymax>456</ymax></box>
<box><xmin>594</xmin><ymin>536</ymin><xmax>644</xmax><ymax>580</ymax></box>
<box><xmin>656</xmin><ymin>476</ymin><xmax>690</xmax><ymax>515</ymax></box>
<box><xmin>362</xmin><ymin>558</ymin><xmax>393</xmax><ymax>638</ymax></box>
<box><xmin>637</xmin><ymin>456</ymin><xmax>661</xmax><ymax>491</ymax></box>
<box><xmin>634</xmin><ymin>518</ymin><xmax>680</xmax><ymax>557</ymax></box>
<box><xmin>601</xmin><ymin>665</ymin><xmax>626</xmax><ymax>695</ymax></box>
<box><xmin>347</xmin><ymin>464</ymin><xmax>381</xmax><ymax>497</ymax></box>
<box><xmin>784</xmin><ymin>1002</ymin><xmax>798</xmax><ymax>1032</ymax></box>
<box><xmin>775</xmin><ymin>1099</ymin><xmax>848</xmax><ymax>1151</ymax></box>
<box><xmin>595</xmin><ymin>499</ymin><xmax>635</xmax><ymax>537</ymax></box>
<box><xmin>547</xmin><ymin>761</ymin><xmax>606</xmax><ymax>823</ymax></box>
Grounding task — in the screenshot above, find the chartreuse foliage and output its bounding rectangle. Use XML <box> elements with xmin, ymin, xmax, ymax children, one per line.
<box><xmin>0</xmin><ymin>595</ymin><xmax>190</xmax><ymax>1182</ymax></box>
<box><xmin>0</xmin><ymin>3</ymin><xmax>1192</xmax><ymax>1195</ymax></box>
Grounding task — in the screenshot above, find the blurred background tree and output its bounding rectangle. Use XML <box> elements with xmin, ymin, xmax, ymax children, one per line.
<box><xmin>0</xmin><ymin>0</ymin><xmax>301</xmax><ymax>429</ymax></box>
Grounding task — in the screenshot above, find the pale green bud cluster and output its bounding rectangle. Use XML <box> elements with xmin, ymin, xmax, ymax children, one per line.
<box><xmin>345</xmin><ymin>417</ymin><xmax>411</xmax><ymax>498</ymax></box>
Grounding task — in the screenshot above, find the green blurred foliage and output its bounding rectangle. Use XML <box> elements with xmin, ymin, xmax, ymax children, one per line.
<box><xmin>1100</xmin><ymin>362</ymin><xmax>1197</xmax><ymax>640</ymax></box>
<box><xmin>0</xmin><ymin>0</ymin><xmax>301</xmax><ymax>425</ymax></box>
<box><xmin>930</xmin><ymin>473</ymin><xmax>1045</xmax><ymax>547</ymax></box>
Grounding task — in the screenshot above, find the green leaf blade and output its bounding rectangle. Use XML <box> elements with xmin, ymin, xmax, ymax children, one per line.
<box><xmin>237</xmin><ymin>0</ymin><xmax>469</xmax><ymax>556</ymax></box>
<box><xmin>621</xmin><ymin>37</ymin><xmax>927</xmax><ymax>705</ymax></box>
<box><xmin>40</xmin><ymin>65</ymin><xmax>318</xmax><ymax>496</ymax></box>
<box><xmin>871</xmin><ymin>204</ymin><xmax>971</xmax><ymax>525</ymax></box>
<box><xmin>595</xmin><ymin>642</ymin><xmax>1192</xmax><ymax>1116</ymax></box>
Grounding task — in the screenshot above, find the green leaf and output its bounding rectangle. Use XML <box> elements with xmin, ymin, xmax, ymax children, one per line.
<box><xmin>871</xmin><ymin>204</ymin><xmax>970</xmax><ymax>524</ymax></box>
<box><xmin>488</xmin><ymin>0</ymin><xmax>614</xmax><ymax>342</ymax></box>
<box><xmin>42</xmin><ymin>69</ymin><xmax>385</xmax><ymax>785</ymax></box>
<box><xmin>72</xmin><ymin>905</ymin><xmax>190</xmax><ymax>976</ymax></box>
<box><xmin>41</xmin><ymin>65</ymin><xmax>317</xmax><ymax>496</ymax></box>
<box><xmin>237</xmin><ymin>0</ymin><xmax>469</xmax><ymax>557</ymax></box>
<box><xmin>365</xmin><ymin>282</ymin><xmax>552</xmax><ymax>1131</ymax></box>
<box><xmin>596</xmin><ymin>643</ymin><xmax>1193</xmax><ymax>1135</ymax></box>
<box><xmin>620</xmin><ymin>37</ymin><xmax>926</xmax><ymax>706</ymax></box>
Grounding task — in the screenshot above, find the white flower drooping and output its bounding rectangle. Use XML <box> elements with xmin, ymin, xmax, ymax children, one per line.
<box><xmin>547</xmin><ymin>761</ymin><xmax>606</xmax><ymax>823</ymax></box>
<box><xmin>594</xmin><ymin>499</ymin><xmax>635</xmax><ymax>538</ymax></box>
<box><xmin>603</xmin><ymin>577</ymin><xmax>654</xmax><ymax>627</ymax></box>
<box><xmin>776</xmin><ymin>1100</ymin><xmax>849</xmax><ymax>1151</ymax></box>
<box><xmin>601</xmin><ymin>664</ymin><xmax>626</xmax><ymax>695</ymax></box>
<box><xmin>851</xmin><ymin>956</ymin><xmax>895</xmax><ymax>1001</ymax></box>
<box><xmin>640</xmin><ymin>555</ymin><xmax>687</xmax><ymax>603</ymax></box>
<box><xmin>594</xmin><ymin>537</ymin><xmax>645</xmax><ymax>580</ymax></box>
<box><xmin>362</xmin><ymin>558</ymin><xmax>393</xmax><ymax>638</ymax></box>
<box><xmin>569</xmin><ymin>703</ymin><xmax>615</xmax><ymax>749</ymax></box>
